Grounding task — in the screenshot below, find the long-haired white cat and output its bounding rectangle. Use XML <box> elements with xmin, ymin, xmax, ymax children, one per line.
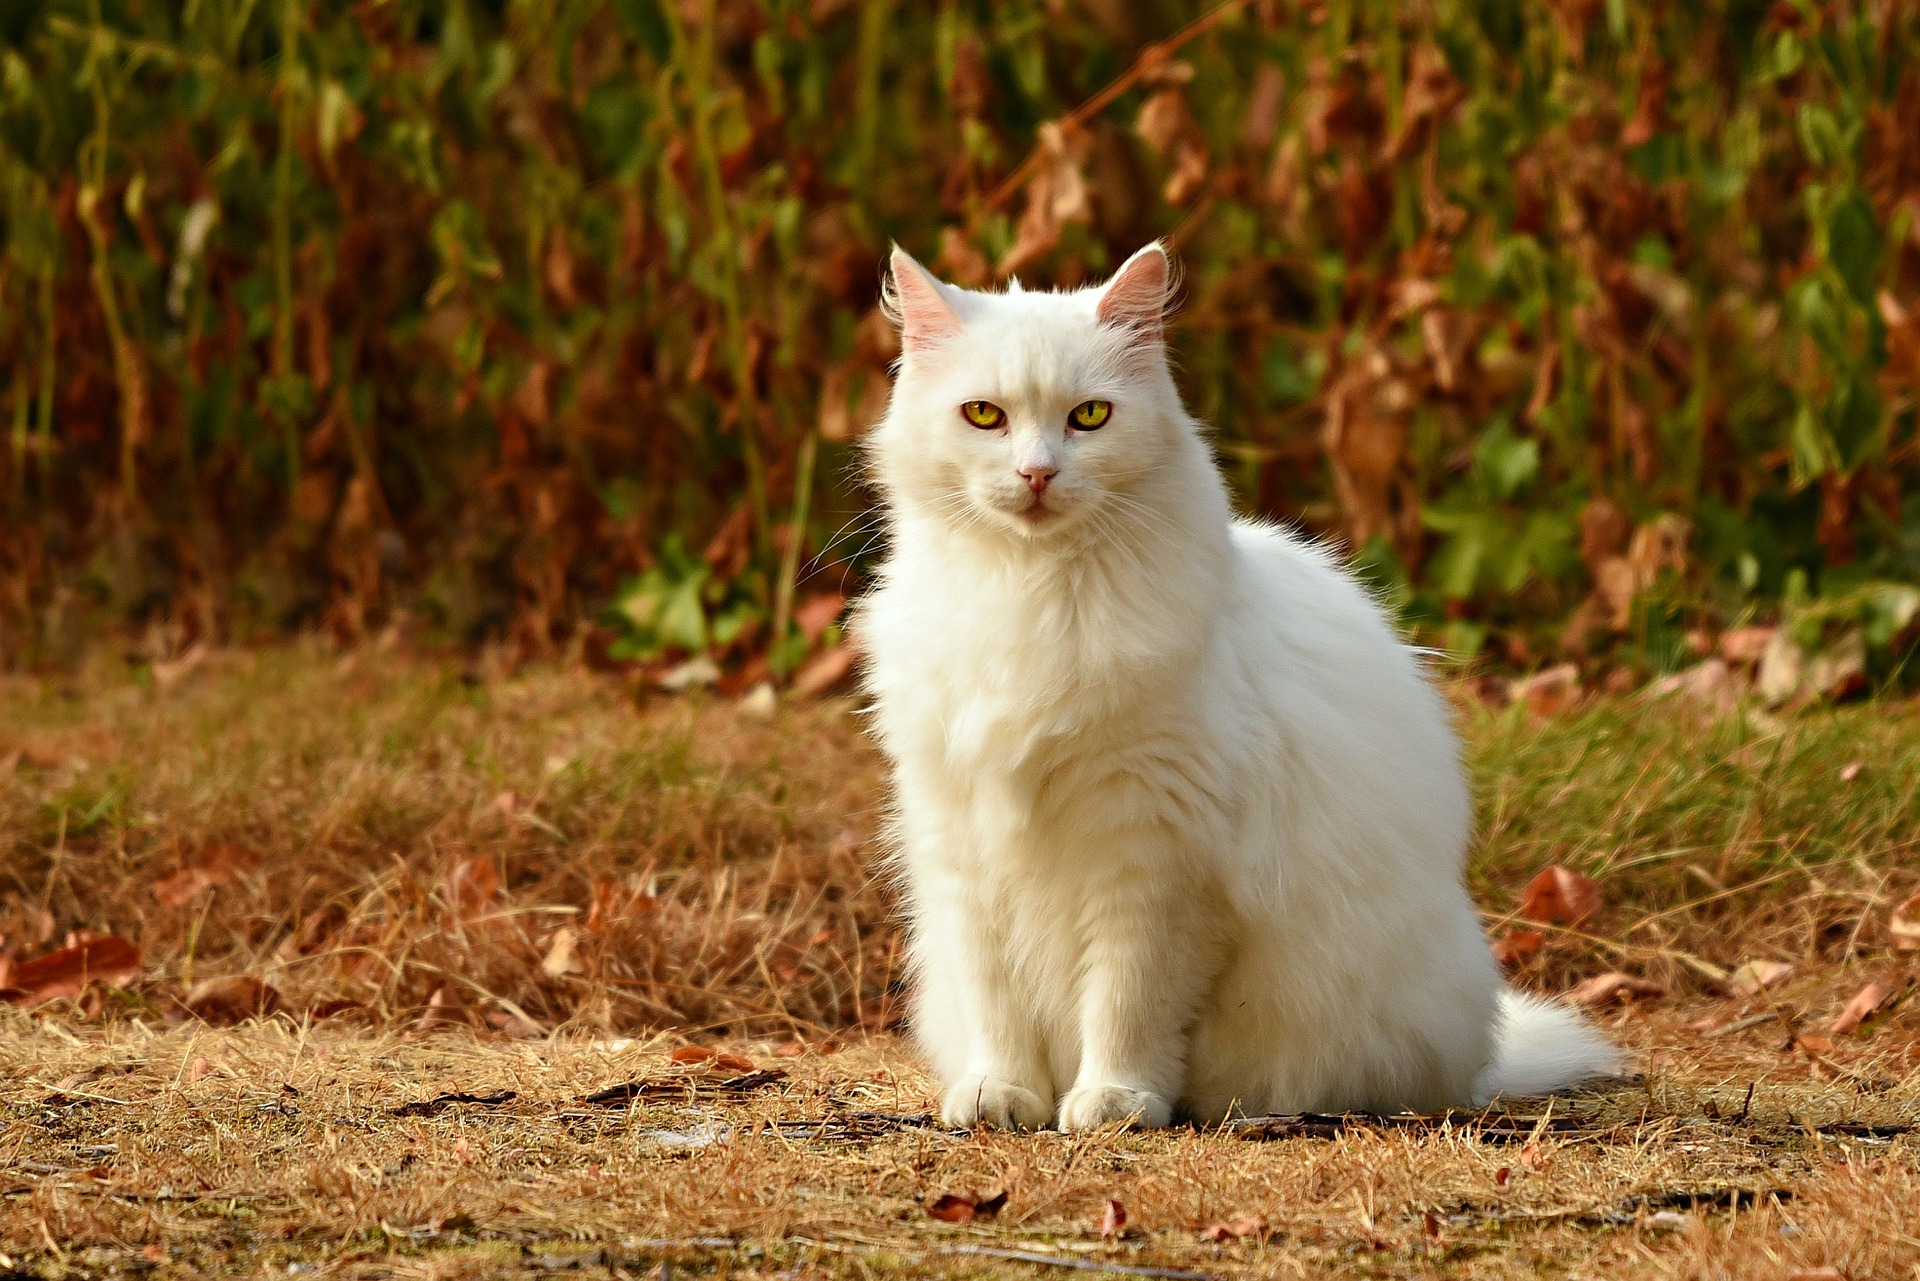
<box><xmin>856</xmin><ymin>243</ymin><xmax>1621</xmax><ymax>1130</ymax></box>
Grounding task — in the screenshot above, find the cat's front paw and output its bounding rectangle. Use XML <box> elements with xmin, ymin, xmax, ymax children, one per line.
<box><xmin>1057</xmin><ymin>1084</ymin><xmax>1173</xmax><ymax>1131</ymax></box>
<box><xmin>941</xmin><ymin>1076</ymin><xmax>1051</xmax><ymax>1130</ymax></box>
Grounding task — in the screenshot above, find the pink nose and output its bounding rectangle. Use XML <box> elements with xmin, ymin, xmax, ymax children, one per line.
<box><xmin>1020</xmin><ymin>463</ymin><xmax>1057</xmax><ymax>495</ymax></box>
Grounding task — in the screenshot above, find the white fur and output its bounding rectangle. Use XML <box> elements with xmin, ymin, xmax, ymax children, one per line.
<box><xmin>856</xmin><ymin>244</ymin><xmax>1623</xmax><ymax>1130</ymax></box>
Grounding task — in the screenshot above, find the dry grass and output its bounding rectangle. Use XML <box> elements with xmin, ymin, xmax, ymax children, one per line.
<box><xmin>2</xmin><ymin>646</ymin><xmax>1918</xmax><ymax>1278</ymax></box>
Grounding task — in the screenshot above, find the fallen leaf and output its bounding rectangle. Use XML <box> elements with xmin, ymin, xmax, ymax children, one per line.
<box><xmin>1491</xmin><ymin>928</ymin><xmax>1546</xmax><ymax>967</ymax></box>
<box><xmin>1644</xmin><ymin>659</ymin><xmax>1736</xmax><ymax>716</ymax></box>
<box><xmin>152</xmin><ymin>841</ymin><xmax>261</xmax><ymax>908</ymax></box>
<box><xmin>669</xmin><ymin>1046</ymin><xmax>757</xmax><ymax>1073</ymax></box>
<box><xmin>1793</xmin><ymin>1032</ymin><xmax>1834</xmax><ymax>1057</ymax></box>
<box><xmin>926</xmin><ymin>1189</ymin><xmax>1006</xmax><ymax>1223</ymax></box>
<box><xmin>1563</xmin><ymin>972</ymin><xmax>1665</xmax><ymax>1005</ymax></box>
<box><xmin>1890</xmin><ymin>893</ymin><xmax>1920</xmax><ymax>952</ymax></box>
<box><xmin>791</xmin><ymin>643</ymin><xmax>856</xmax><ymax>697</ymax></box>
<box><xmin>416</xmin><ymin>984</ymin><xmax>473</xmax><ymax>1032</ymax></box>
<box><xmin>738</xmin><ymin>682</ymin><xmax>777</xmax><ymax>720</ymax></box>
<box><xmin>1829</xmin><ymin>981</ymin><xmax>1892</xmax><ymax>1035</ymax></box>
<box><xmin>1511</xmin><ymin>663</ymin><xmax>1582</xmax><ymax>717</ymax></box>
<box><xmin>791</xmin><ymin>593</ymin><xmax>847</xmax><ymax>644</ymax></box>
<box><xmin>309</xmin><ymin>998</ymin><xmax>367</xmax><ymax>1020</ymax></box>
<box><xmin>1757</xmin><ymin>629</ymin><xmax>1806</xmax><ymax>705</ymax></box>
<box><xmin>1728</xmin><ymin>959</ymin><xmax>1795</xmax><ymax>997</ymax></box>
<box><xmin>140</xmin><ymin>1245</ymin><xmax>167</xmax><ymax>1263</ymax></box>
<box><xmin>1718</xmin><ymin>625</ymin><xmax>1774</xmax><ymax>665</ymax></box>
<box><xmin>1200</xmin><ymin>1215</ymin><xmax>1267</xmax><ymax>1241</ymax></box>
<box><xmin>1518</xmin><ymin>865</ymin><xmax>1603</xmax><ymax>927</ymax></box>
<box><xmin>486</xmin><ymin>1010</ymin><xmax>546</xmax><ymax>1039</ymax></box>
<box><xmin>1099</xmin><ymin>1198</ymin><xmax>1128</xmax><ymax>1238</ymax></box>
<box><xmin>1806</xmin><ymin>630</ymin><xmax>1867</xmax><ymax>701</ymax></box>
<box><xmin>0</xmin><ymin>936</ymin><xmax>142</xmax><ymax>1006</ymax></box>
<box><xmin>180</xmin><ymin>975</ymin><xmax>281</xmax><ymax>1024</ymax></box>
<box><xmin>444</xmin><ymin>857</ymin><xmax>502</xmax><ymax>923</ymax></box>
<box><xmin>927</xmin><ymin>1194</ymin><xmax>977</xmax><ymax>1224</ymax></box>
<box><xmin>540</xmin><ymin>926</ymin><xmax>583</xmax><ymax>978</ymax></box>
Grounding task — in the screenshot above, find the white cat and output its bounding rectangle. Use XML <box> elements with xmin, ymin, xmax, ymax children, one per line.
<box><xmin>855</xmin><ymin>243</ymin><xmax>1622</xmax><ymax>1130</ymax></box>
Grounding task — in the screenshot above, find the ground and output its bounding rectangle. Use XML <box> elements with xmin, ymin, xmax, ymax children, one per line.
<box><xmin>1</xmin><ymin>645</ymin><xmax>1916</xmax><ymax>1279</ymax></box>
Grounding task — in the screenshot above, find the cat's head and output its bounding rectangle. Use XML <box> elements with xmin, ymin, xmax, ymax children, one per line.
<box><xmin>868</xmin><ymin>244</ymin><xmax>1191</xmax><ymax>543</ymax></box>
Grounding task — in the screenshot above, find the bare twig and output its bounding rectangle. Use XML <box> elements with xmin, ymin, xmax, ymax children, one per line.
<box><xmin>972</xmin><ymin>0</ymin><xmax>1259</xmax><ymax>224</ymax></box>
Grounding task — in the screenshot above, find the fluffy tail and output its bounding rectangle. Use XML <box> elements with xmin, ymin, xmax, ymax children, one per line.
<box><xmin>1473</xmin><ymin>989</ymin><xmax>1626</xmax><ymax>1103</ymax></box>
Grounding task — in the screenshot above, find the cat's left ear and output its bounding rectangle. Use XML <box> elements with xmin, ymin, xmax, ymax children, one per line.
<box><xmin>1096</xmin><ymin>242</ymin><xmax>1173</xmax><ymax>339</ymax></box>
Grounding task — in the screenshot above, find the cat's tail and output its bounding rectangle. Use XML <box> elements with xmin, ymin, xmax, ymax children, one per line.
<box><xmin>1472</xmin><ymin>988</ymin><xmax>1627</xmax><ymax>1103</ymax></box>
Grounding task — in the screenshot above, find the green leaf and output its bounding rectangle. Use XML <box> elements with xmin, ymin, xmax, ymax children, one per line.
<box><xmin>1474</xmin><ymin>426</ymin><xmax>1539</xmax><ymax>502</ymax></box>
<box><xmin>1824</xmin><ymin>191</ymin><xmax>1881</xmax><ymax>304</ymax></box>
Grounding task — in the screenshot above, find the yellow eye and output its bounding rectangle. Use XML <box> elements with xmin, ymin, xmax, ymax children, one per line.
<box><xmin>1069</xmin><ymin>400</ymin><xmax>1112</xmax><ymax>430</ymax></box>
<box><xmin>961</xmin><ymin>400</ymin><xmax>1006</xmax><ymax>429</ymax></box>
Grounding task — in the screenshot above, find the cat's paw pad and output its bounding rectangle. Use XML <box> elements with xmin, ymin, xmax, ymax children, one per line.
<box><xmin>1057</xmin><ymin>1084</ymin><xmax>1172</xmax><ymax>1131</ymax></box>
<box><xmin>941</xmin><ymin>1076</ymin><xmax>1050</xmax><ymax>1130</ymax></box>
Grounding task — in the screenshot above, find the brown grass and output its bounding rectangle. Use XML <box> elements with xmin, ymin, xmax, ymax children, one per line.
<box><xmin>1</xmin><ymin>646</ymin><xmax>1917</xmax><ymax>1278</ymax></box>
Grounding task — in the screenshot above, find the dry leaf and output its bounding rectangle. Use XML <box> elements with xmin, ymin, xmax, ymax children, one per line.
<box><xmin>1491</xmin><ymin>928</ymin><xmax>1547</xmax><ymax>967</ymax></box>
<box><xmin>792</xmin><ymin>592</ymin><xmax>847</xmax><ymax>644</ymax></box>
<box><xmin>416</xmin><ymin>984</ymin><xmax>473</xmax><ymax>1032</ymax></box>
<box><xmin>152</xmin><ymin>840</ymin><xmax>261</xmax><ymax>908</ymax></box>
<box><xmin>1829</xmin><ymin>980</ymin><xmax>1892</xmax><ymax>1035</ymax></box>
<box><xmin>926</xmin><ymin>1189</ymin><xmax>1006</xmax><ymax>1223</ymax></box>
<box><xmin>1757</xmin><ymin>628</ymin><xmax>1806</xmax><ymax>705</ymax></box>
<box><xmin>998</xmin><ymin>120</ymin><xmax>1093</xmax><ymax>277</ymax></box>
<box><xmin>540</xmin><ymin>926</ymin><xmax>583</xmax><ymax>978</ymax></box>
<box><xmin>1518</xmin><ymin>865</ymin><xmax>1603</xmax><ymax>927</ymax></box>
<box><xmin>445</xmin><ymin>856</ymin><xmax>503</xmax><ymax>923</ymax></box>
<box><xmin>1563</xmin><ymin>972</ymin><xmax>1664</xmax><ymax>1005</ymax></box>
<box><xmin>1511</xmin><ymin>663</ymin><xmax>1582</xmax><ymax>717</ymax></box>
<box><xmin>1889</xmin><ymin>893</ymin><xmax>1920</xmax><ymax>952</ymax></box>
<box><xmin>0</xmin><ymin>935</ymin><xmax>142</xmax><ymax>1006</ymax></box>
<box><xmin>1645</xmin><ymin>659</ymin><xmax>1737</xmax><ymax>716</ymax></box>
<box><xmin>1794</xmin><ymin>1032</ymin><xmax>1834</xmax><ymax>1057</ymax></box>
<box><xmin>309</xmin><ymin>998</ymin><xmax>365</xmax><ymax>1020</ymax></box>
<box><xmin>669</xmin><ymin>1045</ymin><xmax>757</xmax><ymax>1073</ymax></box>
<box><xmin>1718</xmin><ymin>625</ymin><xmax>1775</xmax><ymax>665</ymax></box>
<box><xmin>1200</xmin><ymin>1215</ymin><xmax>1267</xmax><ymax>1241</ymax></box>
<box><xmin>1728</xmin><ymin>959</ymin><xmax>1795</xmax><ymax>997</ymax></box>
<box><xmin>180</xmin><ymin>975</ymin><xmax>281</xmax><ymax>1024</ymax></box>
<box><xmin>487</xmin><ymin>1010</ymin><xmax>546</xmax><ymax>1039</ymax></box>
<box><xmin>791</xmin><ymin>643</ymin><xmax>856</xmax><ymax>697</ymax></box>
<box><xmin>1099</xmin><ymin>1197</ymin><xmax>1128</xmax><ymax>1238</ymax></box>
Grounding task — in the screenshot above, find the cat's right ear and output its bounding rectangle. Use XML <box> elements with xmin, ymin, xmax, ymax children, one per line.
<box><xmin>885</xmin><ymin>246</ymin><xmax>964</xmax><ymax>354</ymax></box>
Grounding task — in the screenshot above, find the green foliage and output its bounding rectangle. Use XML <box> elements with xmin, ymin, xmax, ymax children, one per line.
<box><xmin>0</xmin><ymin>0</ymin><xmax>1916</xmax><ymax>675</ymax></box>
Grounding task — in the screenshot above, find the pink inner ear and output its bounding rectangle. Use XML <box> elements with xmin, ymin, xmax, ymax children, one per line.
<box><xmin>1096</xmin><ymin>246</ymin><xmax>1170</xmax><ymax>334</ymax></box>
<box><xmin>890</xmin><ymin>248</ymin><xmax>963</xmax><ymax>352</ymax></box>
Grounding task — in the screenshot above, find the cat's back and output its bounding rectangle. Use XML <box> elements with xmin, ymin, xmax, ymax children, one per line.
<box><xmin>1211</xmin><ymin>518</ymin><xmax>1466</xmax><ymax>835</ymax></box>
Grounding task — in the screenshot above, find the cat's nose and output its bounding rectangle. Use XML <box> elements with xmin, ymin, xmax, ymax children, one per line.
<box><xmin>1019</xmin><ymin>463</ymin><xmax>1057</xmax><ymax>495</ymax></box>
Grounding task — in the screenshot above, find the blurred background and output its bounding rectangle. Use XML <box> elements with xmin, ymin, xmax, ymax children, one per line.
<box><xmin>2</xmin><ymin>0</ymin><xmax>1917</xmax><ymax>690</ymax></box>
